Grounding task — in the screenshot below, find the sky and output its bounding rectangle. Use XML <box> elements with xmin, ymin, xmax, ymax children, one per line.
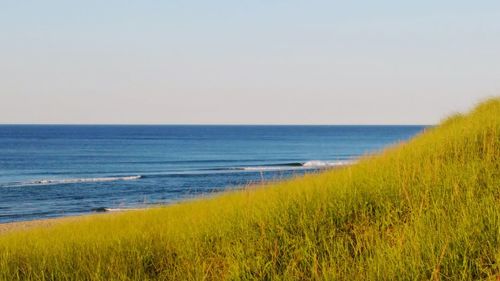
<box><xmin>1</xmin><ymin>1</ymin><xmax>499</xmax><ymax>125</ymax></box>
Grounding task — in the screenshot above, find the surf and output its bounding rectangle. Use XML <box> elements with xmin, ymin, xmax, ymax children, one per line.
<box><xmin>13</xmin><ymin>175</ymin><xmax>142</xmax><ymax>187</ymax></box>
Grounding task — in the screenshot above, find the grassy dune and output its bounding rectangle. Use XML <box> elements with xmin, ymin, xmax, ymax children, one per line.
<box><xmin>0</xmin><ymin>98</ymin><xmax>499</xmax><ymax>280</ymax></box>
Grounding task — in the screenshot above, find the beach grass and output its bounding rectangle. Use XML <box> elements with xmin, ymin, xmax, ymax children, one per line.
<box><xmin>0</xmin><ymin>98</ymin><xmax>499</xmax><ymax>280</ymax></box>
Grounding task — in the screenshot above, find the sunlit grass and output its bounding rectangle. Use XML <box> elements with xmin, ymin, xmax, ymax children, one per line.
<box><xmin>0</xmin><ymin>98</ymin><xmax>499</xmax><ymax>280</ymax></box>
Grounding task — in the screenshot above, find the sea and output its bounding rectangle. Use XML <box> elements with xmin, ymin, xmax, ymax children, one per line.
<box><xmin>0</xmin><ymin>125</ymin><xmax>426</xmax><ymax>223</ymax></box>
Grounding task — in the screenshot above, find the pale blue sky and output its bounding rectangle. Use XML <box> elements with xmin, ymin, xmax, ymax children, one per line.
<box><xmin>1</xmin><ymin>1</ymin><xmax>499</xmax><ymax>124</ymax></box>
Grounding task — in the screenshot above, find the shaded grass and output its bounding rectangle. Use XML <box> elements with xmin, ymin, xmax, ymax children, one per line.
<box><xmin>0</xmin><ymin>98</ymin><xmax>499</xmax><ymax>280</ymax></box>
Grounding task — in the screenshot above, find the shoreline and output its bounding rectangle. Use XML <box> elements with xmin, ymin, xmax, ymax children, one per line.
<box><xmin>0</xmin><ymin>166</ymin><xmax>350</xmax><ymax>235</ymax></box>
<box><xmin>0</xmin><ymin>215</ymin><xmax>86</xmax><ymax>234</ymax></box>
<box><xmin>0</xmin><ymin>209</ymin><xmax>143</xmax><ymax>235</ymax></box>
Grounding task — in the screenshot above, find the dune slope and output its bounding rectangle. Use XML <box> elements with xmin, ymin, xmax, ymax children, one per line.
<box><xmin>0</xmin><ymin>98</ymin><xmax>499</xmax><ymax>280</ymax></box>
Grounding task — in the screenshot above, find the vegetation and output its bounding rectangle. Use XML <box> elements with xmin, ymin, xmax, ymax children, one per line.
<box><xmin>0</xmin><ymin>98</ymin><xmax>499</xmax><ymax>280</ymax></box>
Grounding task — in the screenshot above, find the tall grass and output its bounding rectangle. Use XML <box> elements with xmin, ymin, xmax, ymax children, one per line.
<box><xmin>0</xmin><ymin>98</ymin><xmax>499</xmax><ymax>280</ymax></box>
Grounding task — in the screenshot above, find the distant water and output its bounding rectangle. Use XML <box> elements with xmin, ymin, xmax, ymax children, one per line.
<box><xmin>0</xmin><ymin>125</ymin><xmax>425</xmax><ymax>223</ymax></box>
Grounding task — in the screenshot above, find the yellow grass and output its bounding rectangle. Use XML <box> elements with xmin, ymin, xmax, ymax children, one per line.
<box><xmin>0</xmin><ymin>98</ymin><xmax>499</xmax><ymax>280</ymax></box>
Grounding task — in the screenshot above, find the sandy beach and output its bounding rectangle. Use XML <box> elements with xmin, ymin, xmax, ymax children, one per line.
<box><xmin>0</xmin><ymin>207</ymin><xmax>151</xmax><ymax>235</ymax></box>
<box><xmin>0</xmin><ymin>211</ymin><xmax>131</xmax><ymax>235</ymax></box>
<box><xmin>0</xmin><ymin>217</ymin><xmax>68</xmax><ymax>234</ymax></box>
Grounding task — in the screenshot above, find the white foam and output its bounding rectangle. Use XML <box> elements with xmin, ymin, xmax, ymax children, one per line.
<box><xmin>239</xmin><ymin>160</ymin><xmax>354</xmax><ymax>172</ymax></box>
<box><xmin>302</xmin><ymin>160</ymin><xmax>354</xmax><ymax>168</ymax></box>
<box><xmin>105</xmin><ymin>207</ymin><xmax>143</xmax><ymax>212</ymax></box>
<box><xmin>24</xmin><ymin>175</ymin><xmax>142</xmax><ymax>186</ymax></box>
<box><xmin>241</xmin><ymin>166</ymin><xmax>291</xmax><ymax>171</ymax></box>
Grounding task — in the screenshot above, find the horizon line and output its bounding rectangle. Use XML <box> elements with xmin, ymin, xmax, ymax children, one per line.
<box><xmin>0</xmin><ymin>123</ymin><xmax>431</xmax><ymax>126</ymax></box>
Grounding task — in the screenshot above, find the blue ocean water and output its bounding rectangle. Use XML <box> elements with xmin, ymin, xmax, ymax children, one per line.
<box><xmin>0</xmin><ymin>125</ymin><xmax>425</xmax><ymax>223</ymax></box>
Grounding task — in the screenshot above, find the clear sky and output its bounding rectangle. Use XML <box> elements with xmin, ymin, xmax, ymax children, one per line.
<box><xmin>1</xmin><ymin>1</ymin><xmax>499</xmax><ymax>125</ymax></box>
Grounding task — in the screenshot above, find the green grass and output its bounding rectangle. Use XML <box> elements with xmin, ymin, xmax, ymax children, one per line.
<box><xmin>0</xmin><ymin>98</ymin><xmax>499</xmax><ymax>280</ymax></box>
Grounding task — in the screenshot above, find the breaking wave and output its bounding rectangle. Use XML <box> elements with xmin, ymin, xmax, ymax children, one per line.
<box><xmin>16</xmin><ymin>175</ymin><xmax>142</xmax><ymax>187</ymax></box>
<box><xmin>2</xmin><ymin>160</ymin><xmax>354</xmax><ymax>188</ymax></box>
<box><xmin>91</xmin><ymin>207</ymin><xmax>143</xmax><ymax>213</ymax></box>
<box><xmin>302</xmin><ymin>160</ymin><xmax>353</xmax><ymax>167</ymax></box>
<box><xmin>236</xmin><ymin>160</ymin><xmax>355</xmax><ymax>171</ymax></box>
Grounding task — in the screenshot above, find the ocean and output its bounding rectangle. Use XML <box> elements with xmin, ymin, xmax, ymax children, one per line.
<box><xmin>0</xmin><ymin>125</ymin><xmax>426</xmax><ymax>223</ymax></box>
